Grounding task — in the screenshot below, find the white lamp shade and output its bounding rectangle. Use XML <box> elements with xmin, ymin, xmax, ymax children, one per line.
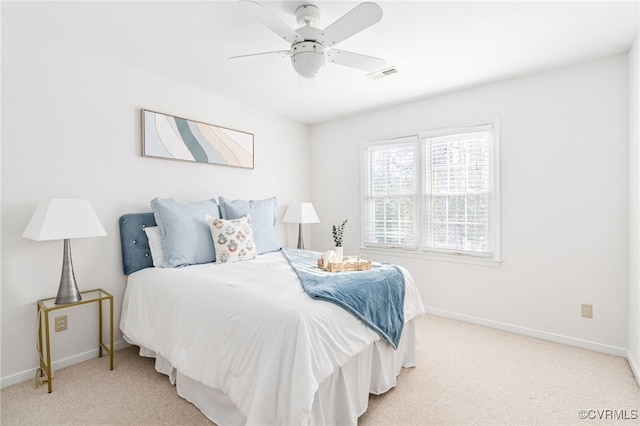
<box><xmin>22</xmin><ymin>198</ymin><xmax>107</xmax><ymax>241</ymax></box>
<box><xmin>282</xmin><ymin>202</ymin><xmax>320</xmax><ymax>224</ymax></box>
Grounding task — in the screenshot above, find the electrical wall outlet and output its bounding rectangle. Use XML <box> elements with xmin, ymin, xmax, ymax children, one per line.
<box><xmin>54</xmin><ymin>315</ymin><xmax>68</xmax><ymax>332</ymax></box>
<box><xmin>581</xmin><ymin>304</ymin><xmax>593</xmax><ymax>319</ymax></box>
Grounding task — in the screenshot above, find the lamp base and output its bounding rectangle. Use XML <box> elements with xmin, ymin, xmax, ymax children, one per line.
<box><xmin>55</xmin><ymin>239</ymin><xmax>83</xmax><ymax>305</ymax></box>
<box><xmin>297</xmin><ymin>223</ymin><xmax>305</xmax><ymax>250</ymax></box>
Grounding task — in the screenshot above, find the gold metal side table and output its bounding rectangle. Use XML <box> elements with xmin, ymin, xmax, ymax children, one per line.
<box><xmin>36</xmin><ymin>288</ymin><xmax>114</xmax><ymax>393</ymax></box>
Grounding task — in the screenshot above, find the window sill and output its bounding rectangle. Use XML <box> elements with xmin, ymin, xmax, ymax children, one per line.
<box><xmin>360</xmin><ymin>247</ymin><xmax>503</xmax><ymax>267</ymax></box>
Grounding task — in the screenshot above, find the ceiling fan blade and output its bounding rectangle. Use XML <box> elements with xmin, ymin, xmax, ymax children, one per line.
<box><xmin>228</xmin><ymin>50</ymin><xmax>290</xmax><ymax>63</ymax></box>
<box><xmin>239</xmin><ymin>0</ymin><xmax>302</xmax><ymax>44</ymax></box>
<box><xmin>327</xmin><ymin>49</ymin><xmax>386</xmax><ymax>72</ymax></box>
<box><xmin>318</xmin><ymin>2</ymin><xmax>383</xmax><ymax>47</ymax></box>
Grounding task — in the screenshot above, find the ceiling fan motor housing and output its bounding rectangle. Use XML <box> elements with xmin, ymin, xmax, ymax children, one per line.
<box><xmin>291</xmin><ymin>41</ymin><xmax>327</xmax><ymax>78</ymax></box>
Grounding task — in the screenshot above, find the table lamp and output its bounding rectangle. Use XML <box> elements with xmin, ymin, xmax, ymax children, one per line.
<box><xmin>282</xmin><ymin>202</ymin><xmax>319</xmax><ymax>250</ymax></box>
<box><xmin>23</xmin><ymin>199</ymin><xmax>107</xmax><ymax>304</ymax></box>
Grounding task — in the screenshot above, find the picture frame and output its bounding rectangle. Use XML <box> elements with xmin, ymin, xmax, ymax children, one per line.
<box><xmin>142</xmin><ymin>109</ymin><xmax>254</xmax><ymax>169</ymax></box>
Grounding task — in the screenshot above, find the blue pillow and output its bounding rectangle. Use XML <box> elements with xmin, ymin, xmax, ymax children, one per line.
<box><xmin>218</xmin><ymin>196</ymin><xmax>279</xmax><ymax>254</ymax></box>
<box><xmin>150</xmin><ymin>197</ymin><xmax>221</xmax><ymax>267</ymax></box>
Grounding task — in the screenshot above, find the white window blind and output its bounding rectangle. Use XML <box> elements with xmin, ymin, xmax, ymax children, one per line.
<box><xmin>422</xmin><ymin>129</ymin><xmax>493</xmax><ymax>255</ymax></box>
<box><xmin>362</xmin><ymin>120</ymin><xmax>500</xmax><ymax>261</ymax></box>
<box><xmin>362</xmin><ymin>137</ymin><xmax>418</xmax><ymax>247</ymax></box>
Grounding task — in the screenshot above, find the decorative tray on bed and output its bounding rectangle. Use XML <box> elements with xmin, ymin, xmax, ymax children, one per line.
<box><xmin>317</xmin><ymin>258</ymin><xmax>372</xmax><ymax>272</ymax></box>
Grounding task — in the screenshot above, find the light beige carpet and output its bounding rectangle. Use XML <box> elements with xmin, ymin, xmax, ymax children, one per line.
<box><xmin>2</xmin><ymin>314</ymin><xmax>638</xmax><ymax>425</ymax></box>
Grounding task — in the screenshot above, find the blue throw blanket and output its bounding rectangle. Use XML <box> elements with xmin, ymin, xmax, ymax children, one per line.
<box><xmin>281</xmin><ymin>248</ymin><xmax>405</xmax><ymax>349</ymax></box>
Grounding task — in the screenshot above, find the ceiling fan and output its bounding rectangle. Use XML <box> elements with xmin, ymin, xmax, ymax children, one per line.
<box><xmin>229</xmin><ymin>1</ymin><xmax>387</xmax><ymax>79</ymax></box>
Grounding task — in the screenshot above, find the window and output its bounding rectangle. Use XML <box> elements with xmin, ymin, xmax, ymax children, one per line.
<box><xmin>362</xmin><ymin>119</ymin><xmax>500</xmax><ymax>263</ymax></box>
<box><xmin>362</xmin><ymin>136</ymin><xmax>418</xmax><ymax>247</ymax></box>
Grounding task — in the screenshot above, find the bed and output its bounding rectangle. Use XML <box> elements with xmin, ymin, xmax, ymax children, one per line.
<box><xmin>118</xmin><ymin>203</ymin><xmax>425</xmax><ymax>425</ymax></box>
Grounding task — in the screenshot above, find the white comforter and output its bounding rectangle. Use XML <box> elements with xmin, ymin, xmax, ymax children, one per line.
<box><xmin>120</xmin><ymin>251</ymin><xmax>424</xmax><ymax>425</ymax></box>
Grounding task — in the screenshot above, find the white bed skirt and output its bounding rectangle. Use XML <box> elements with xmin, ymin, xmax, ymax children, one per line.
<box><xmin>138</xmin><ymin>320</ymin><xmax>417</xmax><ymax>425</ymax></box>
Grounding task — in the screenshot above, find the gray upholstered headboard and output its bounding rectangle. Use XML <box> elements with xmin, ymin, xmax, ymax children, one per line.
<box><xmin>119</xmin><ymin>212</ymin><xmax>157</xmax><ymax>275</ymax></box>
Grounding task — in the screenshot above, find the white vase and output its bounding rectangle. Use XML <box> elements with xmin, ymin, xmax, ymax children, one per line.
<box><xmin>334</xmin><ymin>246</ymin><xmax>344</xmax><ymax>263</ymax></box>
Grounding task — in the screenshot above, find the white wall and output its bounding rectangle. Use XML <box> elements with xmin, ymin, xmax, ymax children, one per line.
<box><xmin>628</xmin><ymin>32</ymin><xmax>640</xmax><ymax>382</ymax></box>
<box><xmin>310</xmin><ymin>54</ymin><xmax>630</xmax><ymax>354</ymax></box>
<box><xmin>1</xmin><ymin>26</ymin><xmax>311</xmax><ymax>387</ymax></box>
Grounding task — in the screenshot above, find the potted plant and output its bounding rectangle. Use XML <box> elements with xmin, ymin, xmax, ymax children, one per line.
<box><xmin>332</xmin><ymin>219</ymin><xmax>347</xmax><ymax>262</ymax></box>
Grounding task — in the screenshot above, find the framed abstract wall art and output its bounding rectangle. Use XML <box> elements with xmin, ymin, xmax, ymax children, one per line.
<box><xmin>142</xmin><ymin>109</ymin><xmax>254</xmax><ymax>169</ymax></box>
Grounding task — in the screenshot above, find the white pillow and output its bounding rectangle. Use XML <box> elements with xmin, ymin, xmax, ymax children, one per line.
<box><xmin>143</xmin><ymin>226</ymin><xmax>165</xmax><ymax>267</ymax></box>
<box><xmin>207</xmin><ymin>214</ymin><xmax>257</xmax><ymax>264</ymax></box>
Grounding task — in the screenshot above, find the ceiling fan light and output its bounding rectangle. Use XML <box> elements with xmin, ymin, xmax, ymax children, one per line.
<box><xmin>292</xmin><ymin>52</ymin><xmax>326</xmax><ymax>78</ymax></box>
<box><xmin>291</xmin><ymin>42</ymin><xmax>327</xmax><ymax>79</ymax></box>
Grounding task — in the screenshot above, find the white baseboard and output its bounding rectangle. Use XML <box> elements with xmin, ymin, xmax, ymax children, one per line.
<box><xmin>426</xmin><ymin>307</ymin><xmax>628</xmax><ymax>357</ymax></box>
<box><xmin>627</xmin><ymin>349</ymin><xmax>640</xmax><ymax>387</ymax></box>
<box><xmin>0</xmin><ymin>339</ymin><xmax>131</xmax><ymax>390</ymax></box>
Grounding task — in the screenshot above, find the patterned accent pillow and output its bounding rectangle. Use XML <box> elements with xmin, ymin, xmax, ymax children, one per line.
<box><xmin>207</xmin><ymin>214</ymin><xmax>257</xmax><ymax>264</ymax></box>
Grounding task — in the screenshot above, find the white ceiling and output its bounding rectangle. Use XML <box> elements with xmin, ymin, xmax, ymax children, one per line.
<box><xmin>4</xmin><ymin>1</ymin><xmax>639</xmax><ymax>124</ymax></box>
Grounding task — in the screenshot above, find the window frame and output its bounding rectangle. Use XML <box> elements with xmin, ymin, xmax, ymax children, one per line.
<box><xmin>360</xmin><ymin>118</ymin><xmax>502</xmax><ymax>267</ymax></box>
